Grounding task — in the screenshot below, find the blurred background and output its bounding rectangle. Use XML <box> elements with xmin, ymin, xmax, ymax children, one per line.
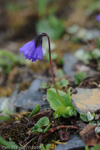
<box><xmin>0</xmin><ymin>0</ymin><xmax>100</xmax><ymax>97</ymax></box>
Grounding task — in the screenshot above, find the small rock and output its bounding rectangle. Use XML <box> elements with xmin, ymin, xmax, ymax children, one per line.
<box><xmin>72</xmin><ymin>88</ymin><xmax>100</xmax><ymax>113</ymax></box>
<box><xmin>29</xmin><ymin>79</ymin><xmax>44</xmax><ymax>91</ymax></box>
<box><xmin>14</xmin><ymin>90</ymin><xmax>49</xmax><ymax>111</ymax></box>
<box><xmin>14</xmin><ymin>79</ymin><xmax>49</xmax><ymax>111</ymax></box>
<box><xmin>63</xmin><ymin>54</ymin><xmax>77</xmax><ymax>78</ymax></box>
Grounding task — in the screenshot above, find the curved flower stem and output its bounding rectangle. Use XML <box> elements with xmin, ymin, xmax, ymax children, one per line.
<box><xmin>42</xmin><ymin>33</ymin><xmax>64</xmax><ymax>104</ymax></box>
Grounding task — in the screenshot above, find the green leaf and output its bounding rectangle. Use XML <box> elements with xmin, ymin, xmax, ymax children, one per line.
<box><xmin>54</xmin><ymin>106</ymin><xmax>77</xmax><ymax>118</ymax></box>
<box><xmin>87</xmin><ymin>111</ymin><xmax>94</xmax><ymax>121</ymax></box>
<box><xmin>40</xmin><ymin>144</ymin><xmax>45</xmax><ymax>150</ymax></box>
<box><xmin>36</xmin><ymin>15</ymin><xmax>64</xmax><ymax>40</ymax></box>
<box><xmin>0</xmin><ymin>136</ymin><xmax>18</xmax><ymax>150</ymax></box>
<box><xmin>40</xmin><ymin>143</ymin><xmax>51</xmax><ymax>150</ymax></box>
<box><xmin>89</xmin><ymin>121</ymin><xmax>96</xmax><ymax>125</ymax></box>
<box><xmin>74</xmin><ymin>72</ymin><xmax>86</xmax><ymax>85</ymax></box>
<box><xmin>80</xmin><ymin>112</ymin><xmax>94</xmax><ymax>122</ymax></box>
<box><xmin>85</xmin><ymin>145</ymin><xmax>90</xmax><ymax>150</ymax></box>
<box><xmin>46</xmin><ymin>144</ymin><xmax>51</xmax><ymax>150</ymax></box>
<box><xmin>37</xmin><ymin>128</ymin><xmax>43</xmax><ymax>133</ymax></box>
<box><xmin>85</xmin><ymin>144</ymin><xmax>100</xmax><ymax>150</ymax></box>
<box><xmin>31</xmin><ymin>117</ymin><xmax>50</xmax><ymax>134</ymax></box>
<box><xmin>37</xmin><ymin>117</ymin><xmax>49</xmax><ymax>127</ymax></box>
<box><xmin>47</xmin><ymin>88</ymin><xmax>76</xmax><ymax>118</ymax></box>
<box><xmin>43</xmin><ymin>124</ymin><xmax>50</xmax><ymax>133</ymax></box>
<box><xmin>47</xmin><ymin>88</ymin><xmax>74</xmax><ymax>111</ymax></box>
<box><xmin>92</xmin><ymin>145</ymin><xmax>100</xmax><ymax>150</ymax></box>
<box><xmin>80</xmin><ymin>113</ymin><xmax>89</xmax><ymax>122</ymax></box>
<box><xmin>28</xmin><ymin>104</ymin><xmax>40</xmax><ymax>118</ymax></box>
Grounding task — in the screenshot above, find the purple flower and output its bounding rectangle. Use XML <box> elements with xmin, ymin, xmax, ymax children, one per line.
<box><xmin>18</xmin><ymin>34</ymin><xmax>43</xmax><ymax>62</ymax></box>
<box><xmin>96</xmin><ymin>14</ymin><xmax>100</xmax><ymax>22</ymax></box>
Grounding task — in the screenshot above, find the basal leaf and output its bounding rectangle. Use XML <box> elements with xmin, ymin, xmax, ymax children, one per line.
<box><xmin>47</xmin><ymin>88</ymin><xmax>74</xmax><ymax>111</ymax></box>
<box><xmin>54</xmin><ymin>106</ymin><xmax>77</xmax><ymax>118</ymax></box>
<box><xmin>80</xmin><ymin>113</ymin><xmax>88</xmax><ymax>122</ymax></box>
<box><xmin>31</xmin><ymin>117</ymin><xmax>50</xmax><ymax>134</ymax></box>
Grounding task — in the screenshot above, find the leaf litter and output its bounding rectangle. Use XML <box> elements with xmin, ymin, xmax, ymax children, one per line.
<box><xmin>0</xmin><ymin>110</ymin><xmax>78</xmax><ymax>149</ymax></box>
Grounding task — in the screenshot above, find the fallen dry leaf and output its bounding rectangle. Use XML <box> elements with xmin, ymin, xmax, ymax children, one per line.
<box><xmin>80</xmin><ymin>124</ymin><xmax>100</xmax><ymax>146</ymax></box>
<box><xmin>58</xmin><ymin>130</ymin><xmax>69</xmax><ymax>141</ymax></box>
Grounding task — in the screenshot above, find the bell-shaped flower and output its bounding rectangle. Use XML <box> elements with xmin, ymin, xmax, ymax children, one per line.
<box><xmin>96</xmin><ymin>14</ymin><xmax>100</xmax><ymax>22</ymax></box>
<box><xmin>18</xmin><ymin>35</ymin><xmax>43</xmax><ymax>62</ymax></box>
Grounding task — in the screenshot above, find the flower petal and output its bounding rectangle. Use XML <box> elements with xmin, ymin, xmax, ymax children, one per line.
<box><xmin>32</xmin><ymin>46</ymin><xmax>43</xmax><ymax>61</ymax></box>
<box><xmin>18</xmin><ymin>40</ymin><xmax>43</xmax><ymax>62</ymax></box>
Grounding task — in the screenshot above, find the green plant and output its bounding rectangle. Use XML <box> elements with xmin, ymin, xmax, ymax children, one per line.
<box><xmin>0</xmin><ymin>136</ymin><xmax>18</xmax><ymax>150</ymax></box>
<box><xmin>47</xmin><ymin>88</ymin><xmax>77</xmax><ymax>118</ymax></box>
<box><xmin>31</xmin><ymin>117</ymin><xmax>50</xmax><ymax>134</ymax></box>
<box><xmin>80</xmin><ymin>111</ymin><xmax>95</xmax><ymax>122</ymax></box>
<box><xmin>85</xmin><ymin>144</ymin><xmax>100</xmax><ymax>150</ymax></box>
<box><xmin>28</xmin><ymin>104</ymin><xmax>40</xmax><ymax>118</ymax></box>
<box><xmin>40</xmin><ymin>144</ymin><xmax>51</xmax><ymax>150</ymax></box>
<box><xmin>74</xmin><ymin>72</ymin><xmax>86</xmax><ymax>85</ymax></box>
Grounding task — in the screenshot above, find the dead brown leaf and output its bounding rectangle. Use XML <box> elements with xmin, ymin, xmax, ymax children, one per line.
<box><xmin>80</xmin><ymin>124</ymin><xmax>100</xmax><ymax>146</ymax></box>
<box><xmin>58</xmin><ymin>130</ymin><xmax>69</xmax><ymax>141</ymax></box>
